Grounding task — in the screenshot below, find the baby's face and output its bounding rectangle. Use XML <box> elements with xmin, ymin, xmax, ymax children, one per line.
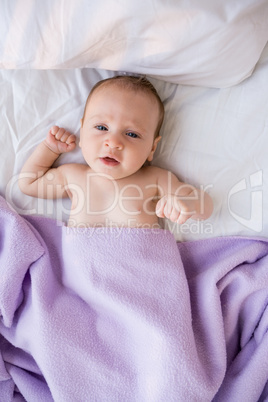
<box><xmin>79</xmin><ymin>84</ymin><xmax>161</xmax><ymax>179</ymax></box>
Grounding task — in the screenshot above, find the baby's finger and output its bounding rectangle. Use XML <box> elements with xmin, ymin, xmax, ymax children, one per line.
<box><xmin>50</xmin><ymin>125</ymin><xmax>59</xmax><ymax>136</ymax></box>
<box><xmin>66</xmin><ymin>140</ymin><xmax>76</xmax><ymax>152</ymax></box>
<box><xmin>60</xmin><ymin>131</ymin><xmax>76</xmax><ymax>144</ymax></box>
<box><xmin>169</xmin><ymin>206</ymin><xmax>180</xmax><ymax>222</ymax></box>
<box><xmin>155</xmin><ymin>197</ymin><xmax>166</xmax><ymax>218</ymax></box>
<box><xmin>165</xmin><ymin>198</ymin><xmax>173</xmax><ymax>216</ymax></box>
<box><xmin>58</xmin><ymin>132</ymin><xmax>70</xmax><ymax>143</ymax></box>
<box><xmin>55</xmin><ymin>127</ymin><xmax>66</xmax><ymax>141</ymax></box>
<box><xmin>66</xmin><ymin>134</ymin><xmax>76</xmax><ymax>145</ymax></box>
<box><xmin>177</xmin><ymin>211</ymin><xmax>191</xmax><ymax>225</ymax></box>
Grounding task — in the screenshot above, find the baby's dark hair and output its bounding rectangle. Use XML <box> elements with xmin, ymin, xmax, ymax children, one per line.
<box><xmin>81</xmin><ymin>75</ymin><xmax>164</xmax><ymax>138</ymax></box>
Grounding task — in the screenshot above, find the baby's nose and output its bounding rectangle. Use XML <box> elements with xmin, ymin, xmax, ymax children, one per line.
<box><xmin>104</xmin><ymin>134</ymin><xmax>123</xmax><ymax>150</ymax></box>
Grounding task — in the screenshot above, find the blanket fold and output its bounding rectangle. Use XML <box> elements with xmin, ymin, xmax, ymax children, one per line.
<box><xmin>0</xmin><ymin>195</ymin><xmax>267</xmax><ymax>401</ymax></box>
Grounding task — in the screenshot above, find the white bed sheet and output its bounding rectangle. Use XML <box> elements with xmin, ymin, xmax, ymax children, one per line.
<box><xmin>1</xmin><ymin>43</ymin><xmax>267</xmax><ymax>242</ymax></box>
<box><xmin>1</xmin><ymin>0</ymin><xmax>268</xmax><ymax>88</ymax></box>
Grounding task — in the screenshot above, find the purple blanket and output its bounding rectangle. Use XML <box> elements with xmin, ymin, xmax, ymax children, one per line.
<box><xmin>0</xmin><ymin>195</ymin><xmax>267</xmax><ymax>401</ymax></box>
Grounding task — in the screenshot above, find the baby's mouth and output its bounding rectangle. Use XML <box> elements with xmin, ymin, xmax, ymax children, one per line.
<box><xmin>100</xmin><ymin>156</ymin><xmax>120</xmax><ymax>166</ymax></box>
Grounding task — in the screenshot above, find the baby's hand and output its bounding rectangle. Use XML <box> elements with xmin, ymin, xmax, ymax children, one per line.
<box><xmin>45</xmin><ymin>126</ymin><xmax>76</xmax><ymax>155</ymax></box>
<box><xmin>156</xmin><ymin>194</ymin><xmax>197</xmax><ymax>224</ymax></box>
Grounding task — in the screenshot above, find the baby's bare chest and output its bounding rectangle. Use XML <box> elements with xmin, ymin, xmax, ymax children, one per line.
<box><xmin>92</xmin><ymin>178</ymin><xmax>156</xmax><ymax>211</ymax></box>
<box><xmin>68</xmin><ymin>173</ymin><xmax>159</xmax><ymax>227</ymax></box>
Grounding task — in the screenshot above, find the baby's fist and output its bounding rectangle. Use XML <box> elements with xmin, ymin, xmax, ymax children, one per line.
<box><xmin>45</xmin><ymin>126</ymin><xmax>76</xmax><ymax>154</ymax></box>
<box><xmin>156</xmin><ymin>195</ymin><xmax>194</xmax><ymax>224</ymax></box>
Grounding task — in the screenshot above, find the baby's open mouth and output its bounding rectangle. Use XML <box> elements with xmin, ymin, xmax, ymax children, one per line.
<box><xmin>100</xmin><ymin>156</ymin><xmax>120</xmax><ymax>166</ymax></box>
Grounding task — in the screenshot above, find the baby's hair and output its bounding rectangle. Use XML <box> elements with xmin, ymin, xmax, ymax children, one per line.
<box><xmin>81</xmin><ymin>75</ymin><xmax>164</xmax><ymax>138</ymax></box>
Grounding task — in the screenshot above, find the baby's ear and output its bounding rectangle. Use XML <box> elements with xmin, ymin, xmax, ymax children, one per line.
<box><xmin>147</xmin><ymin>136</ymin><xmax>161</xmax><ymax>162</ymax></box>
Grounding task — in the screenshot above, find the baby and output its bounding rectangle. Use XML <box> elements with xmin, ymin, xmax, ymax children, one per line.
<box><xmin>19</xmin><ymin>75</ymin><xmax>213</xmax><ymax>229</ymax></box>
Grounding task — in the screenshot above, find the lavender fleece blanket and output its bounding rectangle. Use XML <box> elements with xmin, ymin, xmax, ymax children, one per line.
<box><xmin>0</xmin><ymin>196</ymin><xmax>267</xmax><ymax>402</ymax></box>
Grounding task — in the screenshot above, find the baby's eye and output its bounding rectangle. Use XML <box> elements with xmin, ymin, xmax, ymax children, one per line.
<box><xmin>126</xmin><ymin>132</ymin><xmax>138</xmax><ymax>138</ymax></box>
<box><xmin>96</xmin><ymin>125</ymin><xmax>108</xmax><ymax>131</ymax></box>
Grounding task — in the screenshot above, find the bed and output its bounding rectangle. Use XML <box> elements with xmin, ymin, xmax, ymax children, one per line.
<box><xmin>1</xmin><ymin>1</ymin><xmax>268</xmax><ymax>401</ymax></box>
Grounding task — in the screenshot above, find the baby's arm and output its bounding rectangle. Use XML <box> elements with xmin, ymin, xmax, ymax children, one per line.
<box><xmin>155</xmin><ymin>169</ymin><xmax>213</xmax><ymax>224</ymax></box>
<box><xmin>19</xmin><ymin>126</ymin><xmax>76</xmax><ymax>199</ymax></box>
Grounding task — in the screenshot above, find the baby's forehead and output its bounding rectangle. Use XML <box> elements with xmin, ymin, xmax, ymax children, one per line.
<box><xmin>88</xmin><ymin>82</ymin><xmax>160</xmax><ymax>113</ymax></box>
<box><xmin>83</xmin><ymin>80</ymin><xmax>162</xmax><ymax>128</ymax></box>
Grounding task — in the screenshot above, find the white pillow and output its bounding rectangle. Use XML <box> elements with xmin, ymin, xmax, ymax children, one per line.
<box><xmin>1</xmin><ymin>0</ymin><xmax>268</xmax><ymax>87</ymax></box>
